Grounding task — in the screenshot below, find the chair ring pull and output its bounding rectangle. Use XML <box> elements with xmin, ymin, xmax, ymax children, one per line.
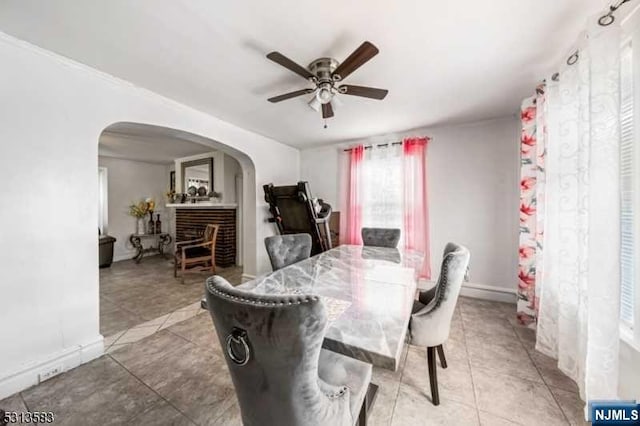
<box><xmin>226</xmin><ymin>328</ymin><xmax>250</xmax><ymax>366</ymax></box>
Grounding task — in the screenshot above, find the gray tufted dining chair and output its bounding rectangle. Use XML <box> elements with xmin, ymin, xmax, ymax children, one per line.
<box><xmin>205</xmin><ymin>276</ymin><xmax>372</xmax><ymax>426</ymax></box>
<box><xmin>264</xmin><ymin>233</ymin><xmax>313</xmax><ymax>271</ymax></box>
<box><xmin>409</xmin><ymin>242</ymin><xmax>470</xmax><ymax>406</ymax></box>
<box><xmin>361</xmin><ymin>227</ymin><xmax>401</xmax><ymax>248</ymax></box>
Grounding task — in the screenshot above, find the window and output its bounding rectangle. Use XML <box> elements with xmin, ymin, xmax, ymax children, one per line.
<box><xmin>620</xmin><ymin>42</ymin><xmax>635</xmax><ymax>329</ymax></box>
<box><xmin>360</xmin><ymin>145</ymin><xmax>404</xmax><ymax>237</ymax></box>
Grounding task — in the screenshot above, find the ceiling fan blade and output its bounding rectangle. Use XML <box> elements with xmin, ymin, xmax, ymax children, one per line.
<box><xmin>340</xmin><ymin>85</ymin><xmax>388</xmax><ymax>100</ymax></box>
<box><xmin>268</xmin><ymin>89</ymin><xmax>314</xmax><ymax>103</ymax></box>
<box><xmin>322</xmin><ymin>102</ymin><xmax>334</xmax><ymax>119</ymax></box>
<box><xmin>266</xmin><ymin>52</ymin><xmax>315</xmax><ymax>80</ymax></box>
<box><xmin>332</xmin><ymin>41</ymin><xmax>379</xmax><ymax>81</ymax></box>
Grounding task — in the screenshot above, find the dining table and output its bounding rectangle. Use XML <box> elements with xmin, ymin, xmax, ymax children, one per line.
<box><xmin>236</xmin><ymin>244</ymin><xmax>425</xmax><ymax>371</ymax></box>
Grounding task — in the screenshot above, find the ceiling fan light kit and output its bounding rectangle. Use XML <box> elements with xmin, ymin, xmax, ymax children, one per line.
<box><xmin>308</xmin><ymin>95</ymin><xmax>321</xmax><ymax>112</ymax></box>
<box><xmin>266</xmin><ymin>41</ymin><xmax>388</xmax><ymax>124</ymax></box>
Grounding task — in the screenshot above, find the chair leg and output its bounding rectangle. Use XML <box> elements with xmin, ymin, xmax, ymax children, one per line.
<box><xmin>174</xmin><ymin>258</ymin><xmax>178</xmax><ymax>278</ymax></box>
<box><xmin>437</xmin><ymin>344</ymin><xmax>447</xmax><ymax>369</ymax></box>
<box><xmin>427</xmin><ymin>346</ymin><xmax>440</xmax><ymax>406</ymax></box>
<box><xmin>357</xmin><ymin>390</ymin><xmax>368</xmax><ymax>426</ymax></box>
<box><xmin>181</xmin><ymin>259</ymin><xmax>186</xmax><ymax>285</ymax></box>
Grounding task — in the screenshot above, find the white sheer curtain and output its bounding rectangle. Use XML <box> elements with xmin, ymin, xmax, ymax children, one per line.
<box><xmin>536</xmin><ymin>19</ymin><xmax>621</xmax><ymax>403</ymax></box>
<box><xmin>361</xmin><ymin>144</ymin><xmax>404</xmax><ymax>239</ymax></box>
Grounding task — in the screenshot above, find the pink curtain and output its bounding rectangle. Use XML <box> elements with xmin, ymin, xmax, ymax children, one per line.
<box><xmin>403</xmin><ymin>137</ymin><xmax>431</xmax><ymax>279</ymax></box>
<box><xmin>345</xmin><ymin>145</ymin><xmax>364</xmax><ymax>245</ymax></box>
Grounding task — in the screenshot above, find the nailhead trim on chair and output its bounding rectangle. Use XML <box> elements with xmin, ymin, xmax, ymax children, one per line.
<box><xmin>422</xmin><ymin>250</ymin><xmax>470</xmax><ymax>315</ymax></box>
<box><xmin>422</xmin><ymin>256</ymin><xmax>453</xmax><ymax>314</ymax></box>
<box><xmin>206</xmin><ymin>278</ymin><xmax>320</xmax><ymax>307</ymax></box>
<box><xmin>324</xmin><ymin>386</ymin><xmax>348</xmax><ymax>399</ymax></box>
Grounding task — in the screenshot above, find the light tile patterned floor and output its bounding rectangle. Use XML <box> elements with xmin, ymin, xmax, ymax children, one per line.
<box><xmin>103</xmin><ymin>301</ymin><xmax>207</xmax><ymax>353</ymax></box>
<box><xmin>1</xmin><ymin>297</ymin><xmax>587</xmax><ymax>425</ymax></box>
<box><xmin>99</xmin><ymin>255</ymin><xmax>242</xmax><ymax>337</ymax></box>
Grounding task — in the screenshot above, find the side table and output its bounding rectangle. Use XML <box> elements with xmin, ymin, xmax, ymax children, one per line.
<box><xmin>129</xmin><ymin>233</ymin><xmax>173</xmax><ymax>263</ymax></box>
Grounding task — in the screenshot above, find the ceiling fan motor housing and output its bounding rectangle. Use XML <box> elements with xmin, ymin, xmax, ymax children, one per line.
<box><xmin>308</xmin><ymin>57</ymin><xmax>339</xmax><ymax>83</ymax></box>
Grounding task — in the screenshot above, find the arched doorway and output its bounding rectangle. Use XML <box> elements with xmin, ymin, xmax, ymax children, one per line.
<box><xmin>97</xmin><ymin>122</ymin><xmax>257</xmax><ymax>348</ymax></box>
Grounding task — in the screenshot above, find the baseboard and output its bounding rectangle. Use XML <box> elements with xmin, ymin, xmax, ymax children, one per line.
<box><xmin>113</xmin><ymin>251</ymin><xmax>135</xmax><ymax>263</ymax></box>
<box><xmin>0</xmin><ymin>335</ymin><xmax>104</xmax><ymax>400</ymax></box>
<box><xmin>112</xmin><ymin>250</ymin><xmax>176</xmax><ymax>263</ymax></box>
<box><xmin>418</xmin><ymin>279</ymin><xmax>516</xmax><ymax>304</ymax></box>
<box><xmin>460</xmin><ymin>282</ymin><xmax>517</xmax><ymax>304</ymax></box>
<box><xmin>241</xmin><ymin>273</ymin><xmax>256</xmax><ymax>283</ymax></box>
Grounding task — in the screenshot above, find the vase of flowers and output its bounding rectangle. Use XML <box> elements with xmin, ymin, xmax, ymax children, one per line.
<box><xmin>128</xmin><ymin>201</ymin><xmax>149</xmax><ymax>235</ymax></box>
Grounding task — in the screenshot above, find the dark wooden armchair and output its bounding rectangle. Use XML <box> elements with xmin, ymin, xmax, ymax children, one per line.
<box><xmin>174</xmin><ymin>224</ymin><xmax>219</xmax><ymax>284</ymax></box>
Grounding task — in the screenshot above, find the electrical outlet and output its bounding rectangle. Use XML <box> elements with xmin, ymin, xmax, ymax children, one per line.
<box><xmin>38</xmin><ymin>365</ymin><xmax>63</xmax><ymax>383</ymax></box>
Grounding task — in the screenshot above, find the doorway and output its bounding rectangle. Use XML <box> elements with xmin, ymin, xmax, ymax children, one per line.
<box><xmin>97</xmin><ymin>122</ymin><xmax>256</xmax><ymax>350</ymax></box>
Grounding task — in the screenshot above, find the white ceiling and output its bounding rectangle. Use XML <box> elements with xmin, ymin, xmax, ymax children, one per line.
<box><xmin>0</xmin><ymin>0</ymin><xmax>609</xmax><ymax>148</ymax></box>
<box><xmin>99</xmin><ymin>127</ymin><xmax>212</xmax><ymax>164</ymax></box>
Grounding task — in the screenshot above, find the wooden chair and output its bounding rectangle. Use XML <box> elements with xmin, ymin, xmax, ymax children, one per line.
<box><xmin>174</xmin><ymin>224</ymin><xmax>219</xmax><ymax>284</ymax></box>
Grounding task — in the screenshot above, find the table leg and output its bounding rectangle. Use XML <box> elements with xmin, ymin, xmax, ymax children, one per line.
<box><xmin>365</xmin><ymin>383</ymin><xmax>378</xmax><ymax>417</ymax></box>
<box><xmin>130</xmin><ymin>235</ymin><xmax>143</xmax><ymax>263</ymax></box>
<box><xmin>358</xmin><ymin>383</ymin><xmax>378</xmax><ymax>425</ymax></box>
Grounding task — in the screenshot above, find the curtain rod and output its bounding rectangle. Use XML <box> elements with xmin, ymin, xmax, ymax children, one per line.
<box><xmin>598</xmin><ymin>0</ymin><xmax>633</xmax><ymax>26</ymax></box>
<box><xmin>343</xmin><ymin>141</ymin><xmax>403</xmax><ymax>152</ymax></box>
<box><xmin>553</xmin><ymin>0</ymin><xmax>634</xmax><ymax>76</ymax></box>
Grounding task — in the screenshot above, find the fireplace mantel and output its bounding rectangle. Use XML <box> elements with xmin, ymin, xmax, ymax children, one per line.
<box><xmin>166</xmin><ymin>203</ymin><xmax>237</xmax><ymax>209</ymax></box>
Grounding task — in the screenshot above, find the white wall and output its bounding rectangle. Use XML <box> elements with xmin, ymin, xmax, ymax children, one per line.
<box><xmin>0</xmin><ymin>32</ymin><xmax>299</xmax><ymax>399</ymax></box>
<box><xmin>300</xmin><ymin>116</ymin><xmax>520</xmax><ymax>299</ymax></box>
<box><xmin>224</xmin><ymin>154</ymin><xmax>242</xmax><ymax>204</ymax></box>
<box><xmin>98</xmin><ymin>156</ymin><xmax>169</xmax><ymax>261</ymax></box>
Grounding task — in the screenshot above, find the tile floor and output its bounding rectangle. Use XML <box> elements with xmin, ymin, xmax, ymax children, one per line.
<box><xmin>1</xmin><ymin>297</ymin><xmax>587</xmax><ymax>426</ymax></box>
<box><xmin>103</xmin><ymin>300</ymin><xmax>204</xmax><ymax>353</ymax></box>
<box><xmin>100</xmin><ymin>255</ymin><xmax>243</xmax><ymax>336</ymax></box>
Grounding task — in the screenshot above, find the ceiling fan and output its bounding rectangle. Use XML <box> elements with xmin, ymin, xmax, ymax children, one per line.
<box><xmin>266</xmin><ymin>41</ymin><xmax>388</xmax><ymax>122</ymax></box>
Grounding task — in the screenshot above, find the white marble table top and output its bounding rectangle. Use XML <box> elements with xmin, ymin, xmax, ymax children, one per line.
<box><xmin>237</xmin><ymin>245</ymin><xmax>424</xmax><ymax>370</ymax></box>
